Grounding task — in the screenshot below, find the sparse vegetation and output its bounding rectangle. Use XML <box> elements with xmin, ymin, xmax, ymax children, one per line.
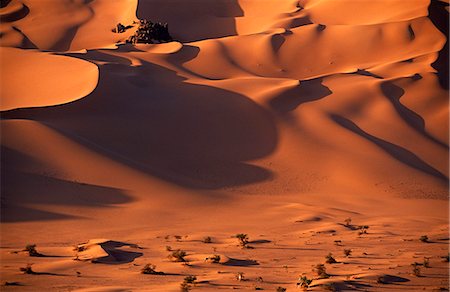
<box><xmin>166</xmin><ymin>245</ymin><xmax>172</xmax><ymax>251</ymax></box>
<box><xmin>205</xmin><ymin>254</ymin><xmax>221</xmax><ymax>263</ymax></box>
<box><xmin>127</xmin><ymin>19</ymin><xmax>173</xmax><ymax>44</ymax></box>
<box><xmin>334</xmin><ymin>240</ymin><xmax>342</xmax><ymax>246</ymax></box>
<box><xmin>441</xmin><ymin>254</ymin><xmax>449</xmax><ymax>262</ymax></box>
<box><xmin>313</xmin><ymin>264</ymin><xmax>329</xmax><ymax>279</ymax></box>
<box><xmin>358</xmin><ymin>225</ymin><xmax>369</xmax><ymax>235</ymax></box>
<box><xmin>411</xmin><ymin>262</ymin><xmax>421</xmax><ymax>277</ymax></box>
<box><xmin>20</xmin><ymin>264</ymin><xmax>36</xmax><ymax>274</ymax></box>
<box><xmin>235</xmin><ymin>233</ymin><xmax>249</xmax><ymax>248</ymax></box>
<box><xmin>184</xmin><ymin>275</ymin><xmax>197</xmax><ymax>284</ymax></box>
<box><xmin>344</xmin><ymin>218</ymin><xmax>352</xmax><ymax>227</ymax></box>
<box><xmin>420</xmin><ymin>235</ymin><xmax>429</xmax><ymax>243</ymax></box>
<box><xmin>180</xmin><ymin>282</ymin><xmax>190</xmax><ymax>292</ymax></box>
<box><xmin>344</xmin><ymin>249</ymin><xmax>352</xmax><ymax>257</ymax></box>
<box><xmin>169</xmin><ymin>249</ymin><xmax>187</xmax><ymax>262</ymax></box>
<box><xmin>297</xmin><ymin>275</ymin><xmax>313</xmax><ymax>288</ymax></box>
<box><xmin>141</xmin><ymin>263</ymin><xmax>164</xmax><ymax>275</ymax></box>
<box><xmin>24</xmin><ymin>244</ymin><xmax>43</xmax><ymax>257</ymax></box>
<box><xmin>203</xmin><ymin>236</ymin><xmax>212</xmax><ymax>243</ymax></box>
<box><xmin>325</xmin><ymin>253</ymin><xmax>337</xmax><ymax>264</ymax></box>
<box><xmin>276</xmin><ymin>287</ymin><xmax>286</xmax><ymax>292</ymax></box>
<box><xmin>174</xmin><ymin>235</ymin><xmax>182</xmax><ymax>241</ymax></box>
<box><xmin>423</xmin><ymin>257</ymin><xmax>430</xmax><ymax>268</ymax></box>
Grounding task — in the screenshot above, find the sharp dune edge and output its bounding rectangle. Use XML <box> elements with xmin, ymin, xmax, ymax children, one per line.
<box><xmin>0</xmin><ymin>0</ymin><xmax>448</xmax><ymax>291</ymax></box>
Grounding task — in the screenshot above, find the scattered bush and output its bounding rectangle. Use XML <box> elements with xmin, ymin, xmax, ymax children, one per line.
<box><xmin>235</xmin><ymin>234</ymin><xmax>249</xmax><ymax>248</ymax></box>
<box><xmin>325</xmin><ymin>253</ymin><xmax>337</xmax><ymax>264</ymax></box>
<box><xmin>442</xmin><ymin>254</ymin><xmax>449</xmax><ymax>262</ymax></box>
<box><xmin>169</xmin><ymin>249</ymin><xmax>187</xmax><ymax>262</ymax></box>
<box><xmin>19</xmin><ymin>264</ymin><xmax>36</xmax><ymax>274</ymax></box>
<box><xmin>411</xmin><ymin>263</ymin><xmax>421</xmax><ymax>277</ymax></box>
<box><xmin>174</xmin><ymin>235</ymin><xmax>182</xmax><ymax>241</ymax></box>
<box><xmin>344</xmin><ymin>218</ymin><xmax>352</xmax><ymax>227</ymax></box>
<box><xmin>127</xmin><ymin>19</ymin><xmax>173</xmax><ymax>44</ymax></box>
<box><xmin>203</xmin><ymin>236</ymin><xmax>212</xmax><ymax>243</ymax></box>
<box><xmin>420</xmin><ymin>235</ymin><xmax>429</xmax><ymax>243</ymax></box>
<box><xmin>334</xmin><ymin>240</ymin><xmax>342</xmax><ymax>246</ymax></box>
<box><xmin>184</xmin><ymin>275</ymin><xmax>197</xmax><ymax>284</ymax></box>
<box><xmin>166</xmin><ymin>245</ymin><xmax>172</xmax><ymax>251</ymax></box>
<box><xmin>313</xmin><ymin>264</ymin><xmax>329</xmax><ymax>279</ymax></box>
<box><xmin>112</xmin><ymin>23</ymin><xmax>126</xmax><ymax>33</ymax></box>
<box><xmin>276</xmin><ymin>287</ymin><xmax>286</xmax><ymax>292</ymax></box>
<box><xmin>141</xmin><ymin>263</ymin><xmax>164</xmax><ymax>275</ymax></box>
<box><xmin>344</xmin><ymin>249</ymin><xmax>352</xmax><ymax>257</ymax></box>
<box><xmin>205</xmin><ymin>254</ymin><xmax>221</xmax><ymax>264</ymax></box>
<box><xmin>358</xmin><ymin>225</ymin><xmax>369</xmax><ymax>235</ymax></box>
<box><xmin>297</xmin><ymin>275</ymin><xmax>313</xmax><ymax>288</ymax></box>
<box><xmin>180</xmin><ymin>282</ymin><xmax>190</xmax><ymax>292</ymax></box>
<box><xmin>423</xmin><ymin>258</ymin><xmax>430</xmax><ymax>268</ymax></box>
<box><xmin>24</xmin><ymin>244</ymin><xmax>43</xmax><ymax>257</ymax></box>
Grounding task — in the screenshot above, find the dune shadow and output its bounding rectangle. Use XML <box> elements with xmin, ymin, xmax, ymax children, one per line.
<box><xmin>377</xmin><ymin>274</ymin><xmax>410</xmax><ymax>284</ymax></box>
<box><xmin>223</xmin><ymin>258</ymin><xmax>259</xmax><ymax>266</ymax></box>
<box><xmin>380</xmin><ymin>81</ymin><xmax>449</xmax><ymax>149</ymax></box>
<box><xmin>269</xmin><ymin>78</ymin><xmax>332</xmax><ymax>114</ymax></box>
<box><xmin>428</xmin><ymin>0</ymin><xmax>449</xmax><ymax>90</ymax></box>
<box><xmin>1</xmin><ymin>51</ymin><xmax>278</xmax><ymax>190</ymax></box>
<box><xmin>91</xmin><ymin>241</ymin><xmax>143</xmax><ymax>264</ymax></box>
<box><xmin>137</xmin><ymin>0</ymin><xmax>244</xmax><ymax>42</ymax></box>
<box><xmin>329</xmin><ymin>114</ymin><xmax>448</xmax><ymax>182</ymax></box>
<box><xmin>0</xmin><ymin>147</ymin><xmax>132</xmax><ymax>222</ymax></box>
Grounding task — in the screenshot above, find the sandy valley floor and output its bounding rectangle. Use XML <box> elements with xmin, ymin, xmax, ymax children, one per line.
<box><xmin>1</xmin><ymin>0</ymin><xmax>449</xmax><ymax>291</ymax></box>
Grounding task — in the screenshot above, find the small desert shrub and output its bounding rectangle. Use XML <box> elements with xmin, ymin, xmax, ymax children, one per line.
<box><xmin>334</xmin><ymin>240</ymin><xmax>342</xmax><ymax>246</ymax></box>
<box><xmin>235</xmin><ymin>233</ymin><xmax>249</xmax><ymax>248</ymax></box>
<box><xmin>180</xmin><ymin>282</ymin><xmax>190</xmax><ymax>292</ymax></box>
<box><xmin>169</xmin><ymin>249</ymin><xmax>187</xmax><ymax>262</ymax></box>
<box><xmin>442</xmin><ymin>254</ymin><xmax>449</xmax><ymax>262</ymax></box>
<box><xmin>423</xmin><ymin>258</ymin><xmax>430</xmax><ymax>268</ymax></box>
<box><xmin>127</xmin><ymin>19</ymin><xmax>173</xmax><ymax>44</ymax></box>
<box><xmin>325</xmin><ymin>253</ymin><xmax>337</xmax><ymax>264</ymax></box>
<box><xmin>344</xmin><ymin>218</ymin><xmax>352</xmax><ymax>226</ymax></box>
<box><xmin>276</xmin><ymin>287</ymin><xmax>286</xmax><ymax>292</ymax></box>
<box><xmin>236</xmin><ymin>272</ymin><xmax>245</xmax><ymax>281</ymax></box>
<box><xmin>166</xmin><ymin>245</ymin><xmax>172</xmax><ymax>251</ymax></box>
<box><xmin>20</xmin><ymin>264</ymin><xmax>36</xmax><ymax>274</ymax></box>
<box><xmin>112</xmin><ymin>23</ymin><xmax>126</xmax><ymax>33</ymax></box>
<box><xmin>73</xmin><ymin>245</ymin><xmax>86</xmax><ymax>252</ymax></box>
<box><xmin>358</xmin><ymin>225</ymin><xmax>369</xmax><ymax>235</ymax></box>
<box><xmin>174</xmin><ymin>235</ymin><xmax>182</xmax><ymax>241</ymax></box>
<box><xmin>24</xmin><ymin>244</ymin><xmax>43</xmax><ymax>257</ymax></box>
<box><xmin>344</xmin><ymin>249</ymin><xmax>352</xmax><ymax>257</ymax></box>
<box><xmin>420</xmin><ymin>235</ymin><xmax>429</xmax><ymax>243</ymax></box>
<box><xmin>297</xmin><ymin>275</ymin><xmax>313</xmax><ymax>288</ymax></box>
<box><xmin>141</xmin><ymin>263</ymin><xmax>164</xmax><ymax>275</ymax></box>
<box><xmin>411</xmin><ymin>263</ymin><xmax>421</xmax><ymax>277</ymax></box>
<box><xmin>184</xmin><ymin>275</ymin><xmax>197</xmax><ymax>284</ymax></box>
<box><xmin>203</xmin><ymin>236</ymin><xmax>212</xmax><ymax>243</ymax></box>
<box><xmin>313</xmin><ymin>264</ymin><xmax>329</xmax><ymax>279</ymax></box>
<box><xmin>206</xmin><ymin>254</ymin><xmax>221</xmax><ymax>263</ymax></box>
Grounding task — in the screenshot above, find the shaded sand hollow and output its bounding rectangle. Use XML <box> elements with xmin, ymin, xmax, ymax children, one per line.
<box><xmin>0</xmin><ymin>0</ymin><xmax>449</xmax><ymax>291</ymax></box>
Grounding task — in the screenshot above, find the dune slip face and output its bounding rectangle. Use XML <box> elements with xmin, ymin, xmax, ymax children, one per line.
<box><xmin>0</xmin><ymin>0</ymin><xmax>448</xmax><ymax>291</ymax></box>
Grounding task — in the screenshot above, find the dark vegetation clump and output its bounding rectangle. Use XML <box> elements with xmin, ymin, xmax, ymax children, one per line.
<box><xmin>419</xmin><ymin>235</ymin><xmax>429</xmax><ymax>243</ymax></box>
<box><xmin>24</xmin><ymin>244</ymin><xmax>44</xmax><ymax>257</ymax></box>
<box><xmin>127</xmin><ymin>19</ymin><xmax>173</xmax><ymax>44</ymax></box>
<box><xmin>276</xmin><ymin>287</ymin><xmax>287</xmax><ymax>292</ymax></box>
<box><xmin>169</xmin><ymin>249</ymin><xmax>187</xmax><ymax>262</ymax></box>
<box><xmin>20</xmin><ymin>264</ymin><xmax>36</xmax><ymax>274</ymax></box>
<box><xmin>325</xmin><ymin>253</ymin><xmax>337</xmax><ymax>264</ymax></box>
<box><xmin>141</xmin><ymin>263</ymin><xmax>164</xmax><ymax>275</ymax></box>
<box><xmin>313</xmin><ymin>264</ymin><xmax>329</xmax><ymax>279</ymax></box>
<box><xmin>297</xmin><ymin>275</ymin><xmax>313</xmax><ymax>288</ymax></box>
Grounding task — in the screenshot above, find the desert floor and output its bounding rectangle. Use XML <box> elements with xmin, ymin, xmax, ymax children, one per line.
<box><xmin>1</xmin><ymin>0</ymin><xmax>449</xmax><ymax>291</ymax></box>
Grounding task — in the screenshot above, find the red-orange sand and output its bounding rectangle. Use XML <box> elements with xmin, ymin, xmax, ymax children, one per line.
<box><xmin>1</xmin><ymin>0</ymin><xmax>449</xmax><ymax>291</ymax></box>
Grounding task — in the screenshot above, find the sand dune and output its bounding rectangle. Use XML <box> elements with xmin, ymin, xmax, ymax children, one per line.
<box><xmin>0</xmin><ymin>0</ymin><xmax>448</xmax><ymax>291</ymax></box>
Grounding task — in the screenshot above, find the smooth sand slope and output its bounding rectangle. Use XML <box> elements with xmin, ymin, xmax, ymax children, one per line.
<box><xmin>1</xmin><ymin>0</ymin><xmax>449</xmax><ymax>291</ymax></box>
